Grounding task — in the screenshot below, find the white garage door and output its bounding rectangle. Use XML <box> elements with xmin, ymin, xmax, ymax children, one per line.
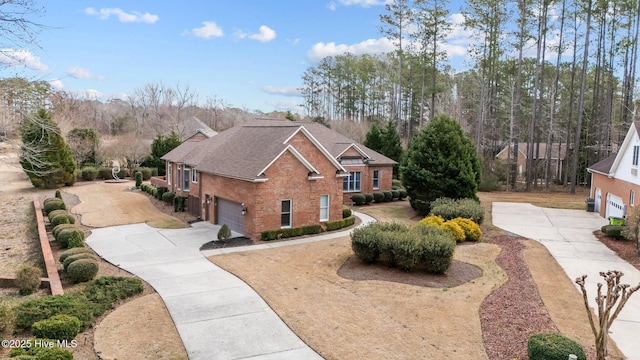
<box><xmin>605</xmin><ymin>193</ymin><xmax>625</xmax><ymax>219</ymax></box>
<box><xmin>594</xmin><ymin>188</ymin><xmax>601</xmax><ymax>213</ymax></box>
<box><xmin>216</xmin><ymin>198</ymin><xmax>244</xmax><ymax>235</ymax></box>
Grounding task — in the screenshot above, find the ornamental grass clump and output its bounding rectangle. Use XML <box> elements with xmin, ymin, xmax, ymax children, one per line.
<box><xmin>15</xmin><ymin>265</ymin><xmax>42</xmax><ymax>296</ymax></box>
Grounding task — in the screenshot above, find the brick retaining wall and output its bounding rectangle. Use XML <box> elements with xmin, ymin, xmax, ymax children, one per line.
<box><xmin>33</xmin><ymin>196</ymin><xmax>63</xmax><ymax>295</ymax></box>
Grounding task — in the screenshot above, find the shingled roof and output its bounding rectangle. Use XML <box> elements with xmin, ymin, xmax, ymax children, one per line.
<box><xmin>162</xmin><ymin>119</ymin><xmax>397</xmax><ymax>182</ymax></box>
<box><xmin>587</xmin><ymin>154</ymin><xmax>616</xmax><ymax>175</ymax></box>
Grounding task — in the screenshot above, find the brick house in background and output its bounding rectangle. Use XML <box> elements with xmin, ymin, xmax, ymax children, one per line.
<box><xmin>587</xmin><ymin>121</ymin><xmax>640</xmax><ymax>219</ymax></box>
<box><xmin>152</xmin><ymin>119</ymin><xmax>396</xmax><ymax>239</ymax></box>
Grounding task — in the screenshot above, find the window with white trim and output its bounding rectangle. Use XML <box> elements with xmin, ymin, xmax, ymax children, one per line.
<box><xmin>634</xmin><ymin>145</ymin><xmax>640</xmax><ymax>166</ymax></box>
<box><xmin>343</xmin><ymin>172</ymin><xmax>361</xmax><ymax>192</ymax></box>
<box><xmin>176</xmin><ymin>165</ymin><xmax>181</xmax><ymax>190</ymax></box>
<box><xmin>167</xmin><ymin>163</ymin><xmax>172</xmax><ymax>185</ymax></box>
<box><xmin>183</xmin><ymin>166</ymin><xmax>190</xmax><ymax>191</ymax></box>
<box><xmin>372</xmin><ymin>170</ymin><xmax>380</xmax><ymax>190</ymax></box>
<box><xmin>192</xmin><ymin>168</ymin><xmax>198</xmax><ymax>183</ymax></box>
<box><xmin>320</xmin><ymin>195</ymin><xmax>329</xmax><ymax>222</ymax></box>
<box><xmin>631</xmin><ymin>190</ymin><xmax>636</xmax><ymax>207</ymax></box>
<box><xmin>281</xmin><ymin>200</ymin><xmax>292</xmax><ymax>228</ymax></box>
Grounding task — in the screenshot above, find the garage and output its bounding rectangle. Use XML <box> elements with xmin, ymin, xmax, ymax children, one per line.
<box><xmin>605</xmin><ymin>193</ymin><xmax>625</xmax><ymax>219</ymax></box>
<box><xmin>216</xmin><ymin>197</ymin><xmax>244</xmax><ymax>235</ymax></box>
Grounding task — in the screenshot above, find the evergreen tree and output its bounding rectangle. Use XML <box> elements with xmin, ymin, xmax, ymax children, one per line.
<box><xmin>20</xmin><ymin>109</ymin><xmax>76</xmax><ymax>188</ymax></box>
<box><xmin>145</xmin><ymin>131</ymin><xmax>182</xmax><ymax>176</ymax></box>
<box><xmin>363</xmin><ymin>123</ymin><xmax>384</xmax><ymax>152</ymax></box>
<box><xmin>381</xmin><ymin>120</ymin><xmax>403</xmax><ymax>175</ymax></box>
<box><xmin>400</xmin><ymin>115</ymin><xmax>482</xmax><ymax>215</ymax></box>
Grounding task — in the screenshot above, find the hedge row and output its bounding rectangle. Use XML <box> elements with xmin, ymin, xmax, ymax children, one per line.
<box><xmin>601</xmin><ymin>224</ymin><xmax>624</xmax><ymax>239</ymax></box>
<box><xmin>351</xmin><ymin>190</ymin><xmax>408</xmax><ymax>205</ymax></box>
<box><xmin>261</xmin><ymin>224</ymin><xmax>324</xmax><ymax>241</ymax></box>
<box><xmin>325</xmin><ymin>216</ymin><xmax>356</xmax><ymax>231</ymax></box>
<box><xmin>43</xmin><ymin>197</ymin><xmax>66</xmax><ymax>215</ymax></box>
<box><xmin>351</xmin><ymin>222</ymin><xmax>456</xmax><ymax>274</ymax></box>
<box><xmin>13</xmin><ymin>276</ymin><xmax>143</xmax><ymax>333</ymax></box>
<box><xmin>9</xmin><ymin>343</ymin><xmax>73</xmax><ymax>359</ymax></box>
<box><xmin>429</xmin><ymin>197</ymin><xmax>485</xmax><ymax>225</ymax></box>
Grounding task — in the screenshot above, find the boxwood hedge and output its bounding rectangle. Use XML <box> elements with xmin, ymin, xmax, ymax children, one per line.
<box><xmin>31</xmin><ymin>314</ymin><xmax>80</xmax><ymax>341</ymax></box>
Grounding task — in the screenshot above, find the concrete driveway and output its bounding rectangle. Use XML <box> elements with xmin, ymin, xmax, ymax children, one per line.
<box><xmin>492</xmin><ymin>202</ymin><xmax>640</xmax><ymax>360</ymax></box>
<box><xmin>86</xmin><ymin>211</ymin><xmax>375</xmax><ymax>360</ymax></box>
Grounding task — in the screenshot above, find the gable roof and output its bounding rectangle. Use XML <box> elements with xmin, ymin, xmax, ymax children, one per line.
<box><xmin>588</xmin><ymin>121</ymin><xmax>640</xmax><ymax>177</ymax></box>
<box><xmin>496</xmin><ymin>142</ymin><xmax>567</xmax><ymax>160</ymax></box>
<box><xmin>179</xmin><ymin>116</ymin><xmax>217</xmax><ymax>140</ymax></box>
<box><xmin>162</xmin><ymin>119</ymin><xmax>397</xmax><ymax>182</ymax></box>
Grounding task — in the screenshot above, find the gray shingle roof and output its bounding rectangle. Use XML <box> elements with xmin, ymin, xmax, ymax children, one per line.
<box><xmin>162</xmin><ymin>119</ymin><xmax>397</xmax><ymax>181</ymax></box>
<box><xmin>587</xmin><ymin>153</ymin><xmax>616</xmax><ymax>175</ymax></box>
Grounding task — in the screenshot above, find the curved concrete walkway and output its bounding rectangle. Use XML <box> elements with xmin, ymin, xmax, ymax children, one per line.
<box><xmin>492</xmin><ymin>202</ymin><xmax>640</xmax><ymax>360</ymax></box>
<box><xmin>86</xmin><ymin>212</ymin><xmax>375</xmax><ymax>360</ymax></box>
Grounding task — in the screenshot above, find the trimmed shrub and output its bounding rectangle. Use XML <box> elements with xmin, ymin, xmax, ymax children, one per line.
<box><xmin>66</xmin><ymin>231</ymin><xmax>84</xmax><ymax>248</ymax></box>
<box><xmin>383</xmin><ymin>191</ymin><xmax>393</xmax><ymax>202</ymax></box>
<box><xmin>156</xmin><ymin>186</ymin><xmax>168</xmax><ymax>200</ymax></box>
<box><xmin>351</xmin><ymin>224</ymin><xmax>382</xmax><ymax>264</ymax></box>
<box><xmin>398</xmin><ymin>189</ymin><xmax>408</xmax><ymax>200</ymax></box>
<box><xmin>135</xmin><ymin>171</ymin><xmax>143</xmax><ymax>188</ymax></box>
<box><xmin>373</xmin><ymin>192</ymin><xmax>384</xmax><ymax>203</ymax></box>
<box><xmin>453</xmin><ymin>217</ymin><xmax>482</xmax><ymax>242</ymax></box>
<box><xmin>391</xmin><ymin>189</ymin><xmax>400</xmax><ymax>200</ymax></box>
<box><xmin>364</xmin><ymin>193</ymin><xmax>374</xmax><ymax>204</ymax></box>
<box><xmin>342</xmin><ymin>205</ymin><xmax>352</xmax><ymax>219</ymax></box>
<box><xmin>174</xmin><ymin>196</ymin><xmax>186</xmax><ymax>211</ymax></box>
<box><xmin>442</xmin><ymin>220</ymin><xmax>466</xmax><ymax>243</ymax></box>
<box><xmin>54</xmin><ymin>190</ymin><xmax>62</xmax><ymax>199</ymax></box>
<box><xmin>62</xmin><ymin>253</ymin><xmax>96</xmax><ymax>271</ymax></box>
<box><xmin>59</xmin><ymin>247</ymin><xmax>93</xmax><ymax>263</ymax></box>
<box><xmin>55</xmin><ymin>227</ymin><xmax>84</xmax><ymax>248</ymax></box>
<box><xmin>430</xmin><ymin>197</ymin><xmax>484</xmax><ymax>224</ymax></box>
<box><xmin>392</xmin><ymin>179</ymin><xmax>402</xmax><ymax>188</ymax></box>
<box><xmin>43</xmin><ymin>198</ymin><xmax>66</xmax><ymax>214</ymax></box>
<box><xmin>52</xmin><ymin>224</ymin><xmax>77</xmax><ymax>239</ymax></box>
<box><xmin>527</xmin><ymin>333</ymin><xmax>586</xmax><ymax>360</ymax></box>
<box><xmin>391</xmin><ymin>232</ymin><xmax>423</xmax><ymax>271</ymax></box>
<box><xmin>47</xmin><ymin>209</ymin><xmax>69</xmax><ymax>222</ymax></box>
<box><xmin>420</xmin><ymin>215</ymin><xmax>444</xmax><ymax>227</ymax></box>
<box><xmin>67</xmin><ymin>259</ymin><xmax>99</xmax><ymax>283</ymax></box>
<box><xmin>162</xmin><ymin>191</ymin><xmax>175</xmax><ymax>204</ymax></box>
<box><xmin>98</xmin><ymin>167</ymin><xmax>113</xmax><ymax>180</ymax></box>
<box><xmin>10</xmin><ymin>345</ymin><xmax>73</xmax><ymax>360</ymax></box>
<box><xmin>412</xmin><ymin>224</ymin><xmax>456</xmax><ymax>274</ymax></box>
<box><xmin>80</xmin><ymin>166</ymin><xmax>99</xmax><ymax>181</ymax></box>
<box><xmin>351</xmin><ymin>194</ymin><xmax>366</xmax><ymax>205</ymax></box>
<box><xmin>81</xmin><ymin>276</ymin><xmax>144</xmax><ymax>316</ymax></box>
<box><xmin>0</xmin><ymin>305</ymin><xmax>15</xmax><ymax>338</ymax></box>
<box><xmin>325</xmin><ymin>216</ymin><xmax>355</xmax><ymax>231</ymax></box>
<box><xmin>601</xmin><ymin>224</ymin><xmax>624</xmax><ymax>239</ymax></box>
<box><xmin>14</xmin><ymin>294</ymin><xmax>95</xmax><ymax>332</ymax></box>
<box><xmin>217</xmin><ymin>224</ymin><xmax>231</xmax><ymax>242</ymax></box>
<box><xmin>31</xmin><ymin>314</ymin><xmax>80</xmax><ymax>341</ymax></box>
<box><xmin>50</xmin><ymin>213</ymin><xmax>75</xmax><ymax>227</ymax></box>
<box><xmin>260</xmin><ymin>224</ymin><xmax>323</xmax><ymax>241</ymax></box>
<box><xmin>133</xmin><ymin>167</ymin><xmax>153</xmax><ymax>180</ymax></box>
<box><xmin>16</xmin><ymin>265</ymin><xmax>42</xmax><ymax>296</ymax></box>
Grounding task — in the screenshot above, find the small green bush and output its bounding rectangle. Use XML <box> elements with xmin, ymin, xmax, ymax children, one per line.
<box><xmin>50</xmin><ymin>213</ymin><xmax>75</xmax><ymax>227</ymax></box>
<box><xmin>342</xmin><ymin>205</ymin><xmax>352</xmax><ymax>219</ymax></box>
<box><xmin>133</xmin><ymin>167</ymin><xmax>153</xmax><ymax>180</ymax></box>
<box><xmin>81</xmin><ymin>276</ymin><xmax>144</xmax><ymax>316</ymax></box>
<box><xmin>52</xmin><ymin>224</ymin><xmax>77</xmax><ymax>239</ymax></box>
<box><xmin>453</xmin><ymin>217</ymin><xmax>482</xmax><ymax>242</ymax></box>
<box><xmin>80</xmin><ymin>166</ymin><xmax>99</xmax><ymax>181</ymax></box>
<box><xmin>325</xmin><ymin>216</ymin><xmax>355</xmax><ymax>231</ymax></box>
<box><xmin>373</xmin><ymin>192</ymin><xmax>384</xmax><ymax>203</ymax></box>
<box><xmin>173</xmin><ymin>196</ymin><xmax>186</xmax><ymax>211</ymax></box>
<box><xmin>156</xmin><ymin>186</ymin><xmax>168</xmax><ymax>199</ymax></box>
<box><xmin>55</xmin><ymin>227</ymin><xmax>84</xmax><ymax>248</ymax></box>
<box><xmin>66</xmin><ymin>231</ymin><xmax>84</xmax><ymax>248</ymax></box>
<box><xmin>527</xmin><ymin>333</ymin><xmax>586</xmax><ymax>360</ymax></box>
<box><xmin>391</xmin><ymin>189</ymin><xmax>400</xmax><ymax>200</ymax></box>
<box><xmin>43</xmin><ymin>198</ymin><xmax>66</xmax><ymax>214</ymax></box>
<box><xmin>54</xmin><ymin>190</ymin><xmax>62</xmax><ymax>199</ymax></box>
<box><xmin>0</xmin><ymin>305</ymin><xmax>15</xmax><ymax>338</ymax></box>
<box><xmin>62</xmin><ymin>253</ymin><xmax>96</xmax><ymax>271</ymax></box>
<box><xmin>98</xmin><ymin>167</ymin><xmax>113</xmax><ymax>180</ymax></box>
<box><xmin>47</xmin><ymin>209</ymin><xmax>69</xmax><ymax>222</ymax></box>
<box><xmin>412</xmin><ymin>224</ymin><xmax>456</xmax><ymax>274</ymax></box>
<box><xmin>67</xmin><ymin>259</ymin><xmax>99</xmax><ymax>283</ymax></box>
<box><xmin>351</xmin><ymin>194</ymin><xmax>366</xmax><ymax>205</ymax></box>
<box><xmin>430</xmin><ymin>197</ymin><xmax>484</xmax><ymax>224</ymax></box>
<box><xmin>31</xmin><ymin>314</ymin><xmax>80</xmax><ymax>341</ymax></box>
<box><xmin>364</xmin><ymin>193</ymin><xmax>374</xmax><ymax>204</ymax></box>
<box><xmin>15</xmin><ymin>265</ymin><xmax>42</xmax><ymax>296</ymax></box>
<box><xmin>260</xmin><ymin>224</ymin><xmax>323</xmax><ymax>241</ymax></box>
<box><xmin>350</xmin><ymin>224</ymin><xmax>382</xmax><ymax>264</ymax></box>
<box><xmin>217</xmin><ymin>224</ymin><xmax>231</xmax><ymax>242</ymax></box>
<box><xmin>601</xmin><ymin>224</ymin><xmax>624</xmax><ymax>239</ymax></box>
<box><xmin>10</xmin><ymin>344</ymin><xmax>73</xmax><ymax>360</ymax></box>
<box><xmin>14</xmin><ymin>294</ymin><xmax>95</xmax><ymax>332</ymax></box>
<box><xmin>398</xmin><ymin>189</ymin><xmax>408</xmax><ymax>200</ymax></box>
<box><xmin>420</xmin><ymin>215</ymin><xmax>444</xmax><ymax>227</ymax></box>
<box><xmin>135</xmin><ymin>171</ymin><xmax>143</xmax><ymax>188</ymax></box>
<box><xmin>162</xmin><ymin>191</ymin><xmax>175</xmax><ymax>204</ymax></box>
<box><xmin>59</xmin><ymin>247</ymin><xmax>93</xmax><ymax>263</ymax></box>
<box><xmin>383</xmin><ymin>191</ymin><xmax>393</xmax><ymax>202</ymax></box>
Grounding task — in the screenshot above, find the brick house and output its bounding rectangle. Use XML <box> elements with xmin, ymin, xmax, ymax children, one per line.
<box><xmin>153</xmin><ymin>119</ymin><xmax>396</xmax><ymax>239</ymax></box>
<box><xmin>495</xmin><ymin>142</ymin><xmax>567</xmax><ymax>180</ymax></box>
<box><xmin>587</xmin><ymin>121</ymin><xmax>640</xmax><ymax>219</ymax></box>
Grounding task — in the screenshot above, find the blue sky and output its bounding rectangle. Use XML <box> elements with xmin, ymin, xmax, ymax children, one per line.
<box><xmin>1</xmin><ymin>0</ymin><xmax>474</xmax><ymax>113</ymax></box>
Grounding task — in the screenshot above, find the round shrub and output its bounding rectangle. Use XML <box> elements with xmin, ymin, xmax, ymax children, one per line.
<box><xmin>383</xmin><ymin>191</ymin><xmax>393</xmax><ymax>202</ymax></box>
<box><xmin>527</xmin><ymin>333</ymin><xmax>586</xmax><ymax>360</ymax></box>
<box><xmin>54</xmin><ymin>190</ymin><xmax>62</xmax><ymax>199</ymax></box>
<box><xmin>135</xmin><ymin>171</ymin><xmax>143</xmax><ymax>188</ymax></box>
<box><xmin>63</xmin><ymin>253</ymin><xmax>96</xmax><ymax>271</ymax></box>
<box><xmin>67</xmin><ymin>259</ymin><xmax>99</xmax><ymax>283</ymax></box>
<box><xmin>453</xmin><ymin>217</ymin><xmax>482</xmax><ymax>242</ymax></box>
<box><xmin>351</xmin><ymin>224</ymin><xmax>382</xmax><ymax>264</ymax></box>
<box><xmin>0</xmin><ymin>305</ymin><xmax>15</xmax><ymax>338</ymax></box>
<box><xmin>430</xmin><ymin>197</ymin><xmax>484</xmax><ymax>224</ymax></box>
<box><xmin>391</xmin><ymin>189</ymin><xmax>400</xmax><ymax>200</ymax></box>
<box><xmin>390</xmin><ymin>232</ymin><xmax>422</xmax><ymax>271</ymax></box>
<box><xmin>364</xmin><ymin>193</ymin><xmax>374</xmax><ymax>204</ymax></box>
<box><xmin>43</xmin><ymin>198</ymin><xmax>66</xmax><ymax>214</ymax></box>
<box><xmin>162</xmin><ymin>191</ymin><xmax>175</xmax><ymax>204</ymax></box>
<box><xmin>31</xmin><ymin>314</ymin><xmax>80</xmax><ymax>341</ymax></box>
<box><xmin>342</xmin><ymin>205</ymin><xmax>352</xmax><ymax>219</ymax></box>
<box><xmin>217</xmin><ymin>224</ymin><xmax>231</xmax><ymax>242</ymax></box>
<box><xmin>59</xmin><ymin>247</ymin><xmax>93</xmax><ymax>263</ymax></box>
<box><xmin>398</xmin><ymin>189</ymin><xmax>408</xmax><ymax>200</ymax></box>
<box><xmin>442</xmin><ymin>220</ymin><xmax>466</xmax><ymax>243</ymax></box>
<box><xmin>15</xmin><ymin>265</ymin><xmax>42</xmax><ymax>296</ymax></box>
<box><xmin>351</xmin><ymin>194</ymin><xmax>366</xmax><ymax>205</ymax></box>
<box><xmin>47</xmin><ymin>209</ymin><xmax>69</xmax><ymax>222</ymax></box>
<box><xmin>373</xmin><ymin>192</ymin><xmax>384</xmax><ymax>203</ymax></box>
<box><xmin>50</xmin><ymin>213</ymin><xmax>75</xmax><ymax>227</ymax></box>
<box><xmin>66</xmin><ymin>231</ymin><xmax>84</xmax><ymax>248</ymax></box>
<box><xmin>11</xmin><ymin>345</ymin><xmax>73</xmax><ymax>360</ymax></box>
<box><xmin>55</xmin><ymin>227</ymin><xmax>84</xmax><ymax>248</ymax></box>
<box><xmin>98</xmin><ymin>167</ymin><xmax>113</xmax><ymax>180</ymax></box>
<box><xmin>412</xmin><ymin>224</ymin><xmax>456</xmax><ymax>274</ymax></box>
<box><xmin>420</xmin><ymin>215</ymin><xmax>444</xmax><ymax>227</ymax></box>
<box><xmin>80</xmin><ymin>166</ymin><xmax>99</xmax><ymax>181</ymax></box>
<box><xmin>52</xmin><ymin>224</ymin><xmax>77</xmax><ymax>239</ymax></box>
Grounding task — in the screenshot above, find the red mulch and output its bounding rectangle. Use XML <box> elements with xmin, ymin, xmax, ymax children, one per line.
<box><xmin>595</xmin><ymin>231</ymin><xmax>640</xmax><ymax>271</ymax></box>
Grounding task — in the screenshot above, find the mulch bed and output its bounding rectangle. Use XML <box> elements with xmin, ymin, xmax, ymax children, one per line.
<box><xmin>200</xmin><ymin>237</ymin><xmax>254</xmax><ymax>250</ymax></box>
<box><xmin>480</xmin><ymin>235</ymin><xmax>557</xmax><ymax>360</ymax></box>
<box><xmin>595</xmin><ymin>231</ymin><xmax>640</xmax><ymax>271</ymax></box>
<box><xmin>338</xmin><ymin>257</ymin><xmax>482</xmax><ymax>288</ymax></box>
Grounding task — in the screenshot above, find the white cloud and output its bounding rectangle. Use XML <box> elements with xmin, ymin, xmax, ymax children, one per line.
<box><xmin>66</xmin><ymin>66</ymin><xmax>104</xmax><ymax>80</ymax></box>
<box><xmin>338</xmin><ymin>0</ymin><xmax>392</xmax><ymax>7</ymax></box>
<box><xmin>0</xmin><ymin>49</ymin><xmax>49</xmax><ymax>72</ymax></box>
<box><xmin>249</xmin><ymin>25</ymin><xmax>276</xmax><ymax>42</ymax></box>
<box><xmin>307</xmin><ymin>38</ymin><xmax>394</xmax><ymax>62</ymax></box>
<box><xmin>233</xmin><ymin>29</ymin><xmax>248</xmax><ymax>40</ymax></box>
<box><xmin>327</xmin><ymin>2</ymin><xmax>337</xmax><ymax>10</ymax></box>
<box><xmin>49</xmin><ymin>78</ymin><xmax>63</xmax><ymax>90</ymax></box>
<box><xmin>191</xmin><ymin>21</ymin><xmax>224</xmax><ymax>39</ymax></box>
<box><xmin>261</xmin><ymin>86</ymin><xmax>301</xmax><ymax>97</ymax></box>
<box><xmin>85</xmin><ymin>7</ymin><xmax>158</xmax><ymax>24</ymax></box>
<box><xmin>268</xmin><ymin>99</ymin><xmax>304</xmax><ymax>112</ymax></box>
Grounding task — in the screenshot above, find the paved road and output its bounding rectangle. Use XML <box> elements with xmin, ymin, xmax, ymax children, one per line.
<box><xmin>87</xmin><ymin>212</ymin><xmax>375</xmax><ymax>360</ymax></box>
<box><xmin>492</xmin><ymin>202</ymin><xmax>640</xmax><ymax>360</ymax></box>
